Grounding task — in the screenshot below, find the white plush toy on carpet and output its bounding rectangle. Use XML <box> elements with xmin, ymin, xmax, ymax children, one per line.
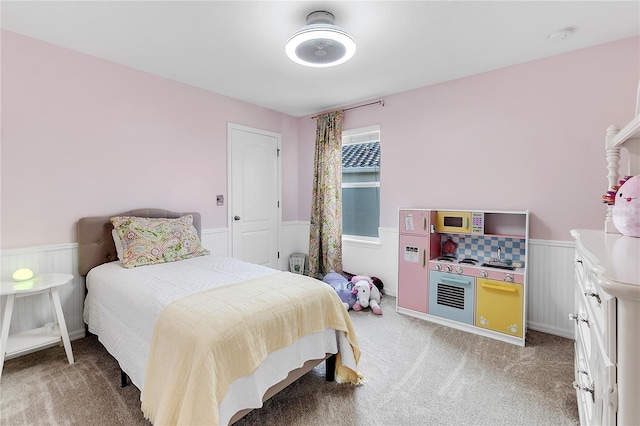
<box><xmin>351</xmin><ymin>276</ymin><xmax>382</xmax><ymax>315</ymax></box>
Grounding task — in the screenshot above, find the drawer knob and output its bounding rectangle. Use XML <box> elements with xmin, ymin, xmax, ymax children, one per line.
<box><xmin>572</xmin><ymin>381</ymin><xmax>595</xmax><ymax>403</ymax></box>
<box><xmin>584</xmin><ymin>291</ymin><xmax>601</xmax><ymax>304</ymax></box>
<box><xmin>568</xmin><ymin>313</ymin><xmax>590</xmax><ymax>327</ymax></box>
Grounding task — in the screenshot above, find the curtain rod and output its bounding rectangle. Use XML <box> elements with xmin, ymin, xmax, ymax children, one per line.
<box><xmin>310</xmin><ymin>100</ymin><xmax>384</xmax><ymax>119</ymax></box>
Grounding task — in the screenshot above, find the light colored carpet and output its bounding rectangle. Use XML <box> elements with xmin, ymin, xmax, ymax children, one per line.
<box><xmin>1</xmin><ymin>296</ymin><xmax>579</xmax><ymax>425</ymax></box>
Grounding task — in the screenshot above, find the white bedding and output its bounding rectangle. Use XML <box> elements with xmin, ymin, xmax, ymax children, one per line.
<box><xmin>83</xmin><ymin>254</ymin><xmax>344</xmax><ymax>425</ymax></box>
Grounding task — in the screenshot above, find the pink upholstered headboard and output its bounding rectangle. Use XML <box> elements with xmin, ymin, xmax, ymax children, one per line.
<box><xmin>77</xmin><ymin>209</ymin><xmax>201</xmax><ymax>276</ymax></box>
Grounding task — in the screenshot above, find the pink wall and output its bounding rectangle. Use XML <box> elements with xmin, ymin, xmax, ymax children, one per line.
<box><xmin>1</xmin><ymin>30</ymin><xmax>299</xmax><ymax>249</ymax></box>
<box><xmin>297</xmin><ymin>37</ymin><xmax>640</xmax><ymax>241</ymax></box>
<box><xmin>2</xmin><ymin>31</ymin><xmax>638</xmax><ymax>248</ymax></box>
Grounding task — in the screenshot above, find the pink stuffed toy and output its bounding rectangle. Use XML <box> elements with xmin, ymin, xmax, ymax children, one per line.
<box><xmin>613</xmin><ymin>175</ymin><xmax>640</xmax><ymax>237</ymax></box>
<box><xmin>350</xmin><ymin>275</ymin><xmax>382</xmax><ymax>315</ymax></box>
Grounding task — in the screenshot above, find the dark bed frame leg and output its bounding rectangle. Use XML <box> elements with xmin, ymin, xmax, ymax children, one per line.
<box><xmin>325</xmin><ymin>354</ymin><xmax>336</xmax><ymax>382</ymax></box>
<box><xmin>120</xmin><ymin>369</ymin><xmax>130</xmax><ymax>388</ymax></box>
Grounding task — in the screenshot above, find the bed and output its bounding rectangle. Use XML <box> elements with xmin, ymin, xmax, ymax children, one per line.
<box><xmin>78</xmin><ymin>209</ymin><xmax>361</xmax><ymax>425</ymax></box>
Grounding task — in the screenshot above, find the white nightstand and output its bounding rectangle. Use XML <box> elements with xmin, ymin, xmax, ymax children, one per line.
<box><xmin>1</xmin><ymin>273</ymin><xmax>75</xmax><ymax>376</ymax></box>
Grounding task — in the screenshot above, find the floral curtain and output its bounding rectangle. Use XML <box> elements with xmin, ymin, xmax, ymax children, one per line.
<box><xmin>308</xmin><ymin>110</ymin><xmax>344</xmax><ymax>278</ymax></box>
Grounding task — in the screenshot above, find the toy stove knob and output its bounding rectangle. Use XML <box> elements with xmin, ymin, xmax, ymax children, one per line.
<box><xmin>480</xmin><ymin>270</ymin><xmax>488</xmax><ymax>278</ymax></box>
<box><xmin>445</xmin><ymin>265</ymin><xmax>452</xmax><ymax>272</ymax></box>
<box><xmin>455</xmin><ymin>266</ymin><xmax>463</xmax><ymax>274</ymax></box>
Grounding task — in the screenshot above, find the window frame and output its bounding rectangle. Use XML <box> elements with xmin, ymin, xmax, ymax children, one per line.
<box><xmin>341</xmin><ymin>125</ymin><xmax>381</xmax><ymax>242</ymax></box>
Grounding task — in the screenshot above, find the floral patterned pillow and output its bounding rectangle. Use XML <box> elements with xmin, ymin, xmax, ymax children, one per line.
<box><xmin>110</xmin><ymin>214</ymin><xmax>210</xmax><ymax>268</ymax></box>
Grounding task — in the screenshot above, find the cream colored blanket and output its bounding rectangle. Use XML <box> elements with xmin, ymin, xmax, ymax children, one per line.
<box><xmin>141</xmin><ymin>271</ymin><xmax>361</xmax><ymax>425</ymax></box>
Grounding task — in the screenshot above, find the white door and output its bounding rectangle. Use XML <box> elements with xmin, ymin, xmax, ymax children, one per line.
<box><xmin>228</xmin><ymin>123</ymin><xmax>280</xmax><ymax>269</ymax></box>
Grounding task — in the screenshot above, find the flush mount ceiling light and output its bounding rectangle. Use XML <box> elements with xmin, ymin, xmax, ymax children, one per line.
<box><xmin>286</xmin><ymin>11</ymin><xmax>356</xmax><ymax>67</ymax></box>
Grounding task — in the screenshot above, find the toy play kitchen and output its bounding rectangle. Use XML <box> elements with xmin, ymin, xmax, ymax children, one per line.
<box><xmin>397</xmin><ymin>209</ymin><xmax>529</xmax><ymax>346</ymax></box>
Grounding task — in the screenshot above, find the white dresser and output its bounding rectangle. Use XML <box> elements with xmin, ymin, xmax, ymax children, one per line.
<box><xmin>570</xmin><ymin>229</ymin><xmax>640</xmax><ymax>426</ymax></box>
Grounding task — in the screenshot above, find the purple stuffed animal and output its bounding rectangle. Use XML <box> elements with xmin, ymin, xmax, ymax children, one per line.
<box><xmin>322</xmin><ymin>271</ymin><xmax>357</xmax><ymax>311</ymax></box>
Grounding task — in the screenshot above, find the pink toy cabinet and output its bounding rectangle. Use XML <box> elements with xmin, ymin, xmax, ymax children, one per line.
<box><xmin>397</xmin><ymin>209</ymin><xmax>439</xmax><ymax>314</ymax></box>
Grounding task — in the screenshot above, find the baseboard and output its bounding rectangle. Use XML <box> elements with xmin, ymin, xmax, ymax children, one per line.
<box><xmin>528</xmin><ymin>322</ymin><xmax>574</xmax><ymax>340</ymax></box>
<box><xmin>70</xmin><ymin>329</ymin><xmax>87</xmax><ymax>341</ymax></box>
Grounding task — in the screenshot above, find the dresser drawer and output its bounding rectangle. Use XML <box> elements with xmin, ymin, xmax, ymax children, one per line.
<box><xmin>574</xmin><ymin>320</ymin><xmax>617</xmax><ymax>426</ymax></box>
<box><xmin>574</xmin><ymin>287</ymin><xmax>594</xmax><ymax>369</ymax></box>
<box><xmin>574</xmin><ymin>286</ymin><xmax>610</xmax><ymax>385</ymax></box>
<box><xmin>574</xmin><ymin>249</ymin><xmax>617</xmax><ymax>361</ymax></box>
<box><xmin>574</xmin><ymin>342</ymin><xmax>596</xmax><ymax>426</ymax></box>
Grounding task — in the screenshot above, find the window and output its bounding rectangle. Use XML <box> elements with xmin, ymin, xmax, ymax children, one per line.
<box><xmin>342</xmin><ymin>125</ymin><xmax>380</xmax><ymax>239</ymax></box>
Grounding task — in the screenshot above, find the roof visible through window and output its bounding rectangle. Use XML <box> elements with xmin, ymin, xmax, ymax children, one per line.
<box><xmin>342</xmin><ymin>141</ymin><xmax>380</xmax><ymax>168</ymax></box>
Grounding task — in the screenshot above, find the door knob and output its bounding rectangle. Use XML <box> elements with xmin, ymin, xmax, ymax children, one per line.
<box><xmin>234</xmin><ymin>215</ymin><xmax>241</xmax><ymax>221</ymax></box>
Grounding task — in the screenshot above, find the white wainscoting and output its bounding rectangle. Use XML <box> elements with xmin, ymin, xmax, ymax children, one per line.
<box><xmin>209</xmin><ymin>222</ymin><xmax>310</xmax><ymax>272</ymax></box>
<box><xmin>281</xmin><ymin>223</ymin><xmax>401</xmax><ymax>293</ymax></box>
<box><xmin>280</xmin><ymin>221</ymin><xmax>312</xmax><ymax>273</ymax></box>
<box><xmin>0</xmin><ymin>224</ymin><xmax>576</xmax><ymax>351</ymax></box>
<box><xmin>526</xmin><ymin>239</ymin><xmax>575</xmax><ymax>339</ymax></box>
<box><xmin>201</xmin><ymin>228</ymin><xmax>230</xmax><ymax>257</ymax></box>
<box><xmin>0</xmin><ymin>229</ymin><xmax>231</xmax><ymax>347</ymax></box>
<box><xmin>343</xmin><ymin>227</ymin><xmax>399</xmax><ymax>296</ymax></box>
<box><xmin>204</xmin><ymin>224</ymin><xmax>307</xmax><ymax>272</ymax></box>
<box><xmin>1</xmin><ymin>243</ymin><xmax>85</xmax><ymax>340</ymax></box>
<box><xmin>285</xmin><ymin>223</ymin><xmax>576</xmax><ymax>340</ymax></box>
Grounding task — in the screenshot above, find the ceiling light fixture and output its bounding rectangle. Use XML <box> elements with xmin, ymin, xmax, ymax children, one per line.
<box><xmin>286</xmin><ymin>11</ymin><xmax>356</xmax><ymax>68</ymax></box>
